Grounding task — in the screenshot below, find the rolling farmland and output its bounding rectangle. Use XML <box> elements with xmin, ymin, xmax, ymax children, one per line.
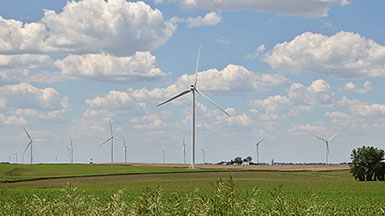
<box><xmin>1</xmin><ymin>164</ymin><xmax>385</xmax><ymax>215</ymax></box>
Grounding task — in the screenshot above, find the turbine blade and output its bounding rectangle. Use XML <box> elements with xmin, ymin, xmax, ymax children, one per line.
<box><xmin>328</xmin><ymin>134</ymin><xmax>337</xmax><ymax>142</ymax></box>
<box><xmin>195</xmin><ymin>88</ymin><xmax>231</xmax><ymax>117</ymax></box>
<box><xmin>315</xmin><ymin>135</ymin><xmax>327</xmax><ymax>142</ymax></box>
<box><xmin>109</xmin><ymin>120</ymin><xmax>113</xmax><ymax>136</ymax></box>
<box><xmin>256</xmin><ymin>139</ymin><xmax>264</xmax><ymax>145</ymax></box>
<box><xmin>100</xmin><ymin>137</ymin><xmax>113</xmax><ymax>147</ymax></box>
<box><xmin>156</xmin><ymin>89</ymin><xmax>192</xmax><ymax>107</ymax></box>
<box><xmin>326</xmin><ymin>142</ymin><xmax>330</xmax><ymax>154</ymax></box>
<box><xmin>194</xmin><ymin>45</ymin><xmax>201</xmax><ymax>86</ymax></box>
<box><xmin>24</xmin><ymin>140</ymin><xmax>32</xmax><ymax>153</ymax></box>
<box><xmin>23</xmin><ymin>127</ymin><xmax>32</xmax><ymax>140</ymax></box>
<box><xmin>113</xmin><ymin>136</ymin><xmax>121</xmax><ymax>141</ymax></box>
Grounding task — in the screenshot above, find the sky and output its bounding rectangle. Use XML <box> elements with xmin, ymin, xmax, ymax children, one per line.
<box><xmin>1</xmin><ymin>0</ymin><xmax>385</xmax><ymax>165</ymax></box>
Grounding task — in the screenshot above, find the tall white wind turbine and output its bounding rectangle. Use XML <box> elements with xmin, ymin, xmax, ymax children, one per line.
<box><xmin>256</xmin><ymin>139</ymin><xmax>264</xmax><ymax>165</ymax></box>
<box><xmin>182</xmin><ymin>137</ymin><xmax>187</xmax><ymax>164</ymax></box>
<box><xmin>12</xmin><ymin>152</ymin><xmax>18</xmax><ymax>163</ymax></box>
<box><xmin>162</xmin><ymin>149</ymin><xmax>165</xmax><ymax>164</ymax></box>
<box><xmin>100</xmin><ymin>120</ymin><xmax>120</xmax><ymax>163</ymax></box>
<box><xmin>23</xmin><ymin>128</ymin><xmax>34</xmax><ymax>164</ymax></box>
<box><xmin>123</xmin><ymin>138</ymin><xmax>128</xmax><ymax>163</ymax></box>
<box><xmin>157</xmin><ymin>46</ymin><xmax>231</xmax><ymax>169</ymax></box>
<box><xmin>315</xmin><ymin>134</ymin><xmax>337</xmax><ymax>165</ymax></box>
<box><xmin>201</xmin><ymin>148</ymin><xmax>205</xmax><ymax>164</ymax></box>
<box><xmin>67</xmin><ymin>139</ymin><xmax>74</xmax><ymax>164</ymax></box>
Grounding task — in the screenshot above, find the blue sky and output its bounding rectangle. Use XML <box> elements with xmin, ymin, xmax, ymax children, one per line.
<box><xmin>1</xmin><ymin>0</ymin><xmax>385</xmax><ymax>164</ymax></box>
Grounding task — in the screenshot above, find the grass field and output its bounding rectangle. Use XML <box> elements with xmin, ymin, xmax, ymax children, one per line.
<box><xmin>1</xmin><ymin>163</ymin><xmax>385</xmax><ymax>215</ymax></box>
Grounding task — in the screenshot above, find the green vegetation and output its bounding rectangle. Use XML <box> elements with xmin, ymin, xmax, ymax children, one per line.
<box><xmin>351</xmin><ymin>146</ymin><xmax>385</xmax><ymax>181</ymax></box>
<box><xmin>1</xmin><ymin>164</ymin><xmax>385</xmax><ymax>215</ymax></box>
<box><xmin>0</xmin><ymin>164</ymin><xmax>221</xmax><ymax>182</ymax></box>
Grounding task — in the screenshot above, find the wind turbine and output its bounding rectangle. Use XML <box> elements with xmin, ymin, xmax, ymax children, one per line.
<box><xmin>23</xmin><ymin>128</ymin><xmax>34</xmax><ymax>164</ymax></box>
<box><xmin>67</xmin><ymin>139</ymin><xmax>74</xmax><ymax>164</ymax></box>
<box><xmin>123</xmin><ymin>138</ymin><xmax>128</xmax><ymax>163</ymax></box>
<box><xmin>182</xmin><ymin>137</ymin><xmax>187</xmax><ymax>164</ymax></box>
<box><xmin>315</xmin><ymin>134</ymin><xmax>337</xmax><ymax>165</ymax></box>
<box><xmin>255</xmin><ymin>139</ymin><xmax>264</xmax><ymax>165</ymax></box>
<box><xmin>100</xmin><ymin>120</ymin><xmax>120</xmax><ymax>163</ymax></box>
<box><xmin>157</xmin><ymin>46</ymin><xmax>231</xmax><ymax>169</ymax></box>
<box><xmin>12</xmin><ymin>152</ymin><xmax>18</xmax><ymax>163</ymax></box>
<box><xmin>201</xmin><ymin>148</ymin><xmax>205</xmax><ymax>164</ymax></box>
<box><xmin>161</xmin><ymin>149</ymin><xmax>165</xmax><ymax>164</ymax></box>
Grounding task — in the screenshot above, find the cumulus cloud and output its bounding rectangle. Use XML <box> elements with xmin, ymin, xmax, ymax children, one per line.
<box><xmin>249</xmin><ymin>79</ymin><xmax>335</xmax><ymax>121</ymax></box>
<box><xmin>250</xmin><ymin>95</ymin><xmax>294</xmax><ymax>120</ymax></box>
<box><xmin>0</xmin><ymin>0</ymin><xmax>176</xmax><ymax>56</ymax></box>
<box><xmin>182</xmin><ymin>64</ymin><xmax>288</xmax><ymax>93</ymax></box>
<box><xmin>0</xmin><ymin>83</ymin><xmax>70</xmax><ymax>121</ymax></box>
<box><xmin>339</xmin><ymin>96</ymin><xmax>385</xmax><ymax>117</ymax></box>
<box><xmin>0</xmin><ymin>114</ymin><xmax>27</xmax><ymax>125</ymax></box>
<box><xmin>177</xmin><ymin>0</ymin><xmax>350</xmax><ymax>17</ymax></box>
<box><xmin>287</xmin><ymin>79</ymin><xmax>335</xmax><ymax>106</ymax></box>
<box><xmin>344</xmin><ymin>81</ymin><xmax>373</xmax><ymax>94</ymax></box>
<box><xmin>186</xmin><ymin>11</ymin><xmax>223</xmax><ymax>28</ymax></box>
<box><xmin>0</xmin><ymin>54</ymin><xmax>52</xmax><ymax>84</ymax></box>
<box><xmin>55</xmin><ymin>52</ymin><xmax>166</xmax><ymax>83</ymax></box>
<box><xmin>264</xmin><ymin>31</ymin><xmax>385</xmax><ymax>79</ymax></box>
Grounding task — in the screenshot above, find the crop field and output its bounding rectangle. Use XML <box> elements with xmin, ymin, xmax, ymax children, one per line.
<box><xmin>1</xmin><ymin>164</ymin><xmax>385</xmax><ymax>215</ymax></box>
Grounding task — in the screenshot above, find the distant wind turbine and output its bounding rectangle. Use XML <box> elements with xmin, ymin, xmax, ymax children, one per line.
<box><xmin>162</xmin><ymin>149</ymin><xmax>165</xmax><ymax>164</ymax></box>
<box><xmin>67</xmin><ymin>139</ymin><xmax>74</xmax><ymax>164</ymax></box>
<box><xmin>315</xmin><ymin>134</ymin><xmax>337</xmax><ymax>165</ymax></box>
<box><xmin>23</xmin><ymin>128</ymin><xmax>45</xmax><ymax>164</ymax></box>
<box><xmin>256</xmin><ymin>139</ymin><xmax>264</xmax><ymax>165</ymax></box>
<box><xmin>157</xmin><ymin>46</ymin><xmax>231</xmax><ymax>169</ymax></box>
<box><xmin>182</xmin><ymin>137</ymin><xmax>187</xmax><ymax>164</ymax></box>
<box><xmin>12</xmin><ymin>152</ymin><xmax>18</xmax><ymax>163</ymax></box>
<box><xmin>123</xmin><ymin>138</ymin><xmax>128</xmax><ymax>163</ymax></box>
<box><xmin>100</xmin><ymin>120</ymin><xmax>120</xmax><ymax>163</ymax></box>
<box><xmin>201</xmin><ymin>148</ymin><xmax>205</xmax><ymax>164</ymax></box>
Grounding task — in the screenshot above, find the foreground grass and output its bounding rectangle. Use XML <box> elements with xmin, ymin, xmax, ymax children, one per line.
<box><xmin>1</xmin><ymin>179</ymin><xmax>385</xmax><ymax>215</ymax></box>
<box><xmin>1</xmin><ymin>164</ymin><xmax>384</xmax><ymax>215</ymax></box>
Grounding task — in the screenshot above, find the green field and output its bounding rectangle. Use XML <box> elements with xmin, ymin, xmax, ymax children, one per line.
<box><xmin>1</xmin><ymin>164</ymin><xmax>385</xmax><ymax>215</ymax></box>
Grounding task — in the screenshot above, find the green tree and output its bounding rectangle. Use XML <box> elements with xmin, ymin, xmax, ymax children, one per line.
<box><xmin>234</xmin><ymin>157</ymin><xmax>242</xmax><ymax>165</ymax></box>
<box><xmin>350</xmin><ymin>146</ymin><xmax>385</xmax><ymax>181</ymax></box>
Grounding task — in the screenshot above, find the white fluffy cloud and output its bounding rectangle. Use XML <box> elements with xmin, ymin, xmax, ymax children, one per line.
<box><xmin>344</xmin><ymin>81</ymin><xmax>373</xmax><ymax>94</ymax></box>
<box><xmin>0</xmin><ymin>54</ymin><xmax>52</xmax><ymax>84</ymax></box>
<box><xmin>287</xmin><ymin>79</ymin><xmax>335</xmax><ymax>106</ymax></box>
<box><xmin>264</xmin><ymin>31</ymin><xmax>385</xmax><ymax>79</ymax></box>
<box><xmin>250</xmin><ymin>95</ymin><xmax>294</xmax><ymax>120</ymax></box>
<box><xmin>181</xmin><ymin>64</ymin><xmax>288</xmax><ymax>93</ymax></box>
<box><xmin>55</xmin><ymin>52</ymin><xmax>166</xmax><ymax>83</ymax></box>
<box><xmin>249</xmin><ymin>79</ymin><xmax>335</xmax><ymax>121</ymax></box>
<box><xmin>0</xmin><ymin>83</ymin><xmax>70</xmax><ymax>121</ymax></box>
<box><xmin>0</xmin><ymin>0</ymin><xmax>175</xmax><ymax>56</ymax></box>
<box><xmin>186</xmin><ymin>11</ymin><xmax>223</xmax><ymax>28</ymax></box>
<box><xmin>339</xmin><ymin>96</ymin><xmax>385</xmax><ymax>117</ymax></box>
<box><xmin>177</xmin><ymin>0</ymin><xmax>350</xmax><ymax>17</ymax></box>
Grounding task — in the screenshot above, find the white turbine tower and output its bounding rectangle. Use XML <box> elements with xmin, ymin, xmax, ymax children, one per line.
<box><xmin>182</xmin><ymin>137</ymin><xmax>187</xmax><ymax>164</ymax></box>
<box><xmin>67</xmin><ymin>139</ymin><xmax>74</xmax><ymax>164</ymax></box>
<box><xmin>157</xmin><ymin>46</ymin><xmax>231</xmax><ymax>169</ymax></box>
<box><xmin>12</xmin><ymin>152</ymin><xmax>18</xmax><ymax>163</ymax></box>
<box><xmin>23</xmin><ymin>128</ymin><xmax>34</xmax><ymax>164</ymax></box>
<box><xmin>162</xmin><ymin>149</ymin><xmax>166</xmax><ymax>164</ymax></box>
<box><xmin>201</xmin><ymin>148</ymin><xmax>206</xmax><ymax>164</ymax></box>
<box><xmin>100</xmin><ymin>120</ymin><xmax>120</xmax><ymax>163</ymax></box>
<box><xmin>255</xmin><ymin>139</ymin><xmax>264</xmax><ymax>165</ymax></box>
<box><xmin>123</xmin><ymin>138</ymin><xmax>128</xmax><ymax>163</ymax></box>
<box><xmin>315</xmin><ymin>134</ymin><xmax>337</xmax><ymax>165</ymax></box>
